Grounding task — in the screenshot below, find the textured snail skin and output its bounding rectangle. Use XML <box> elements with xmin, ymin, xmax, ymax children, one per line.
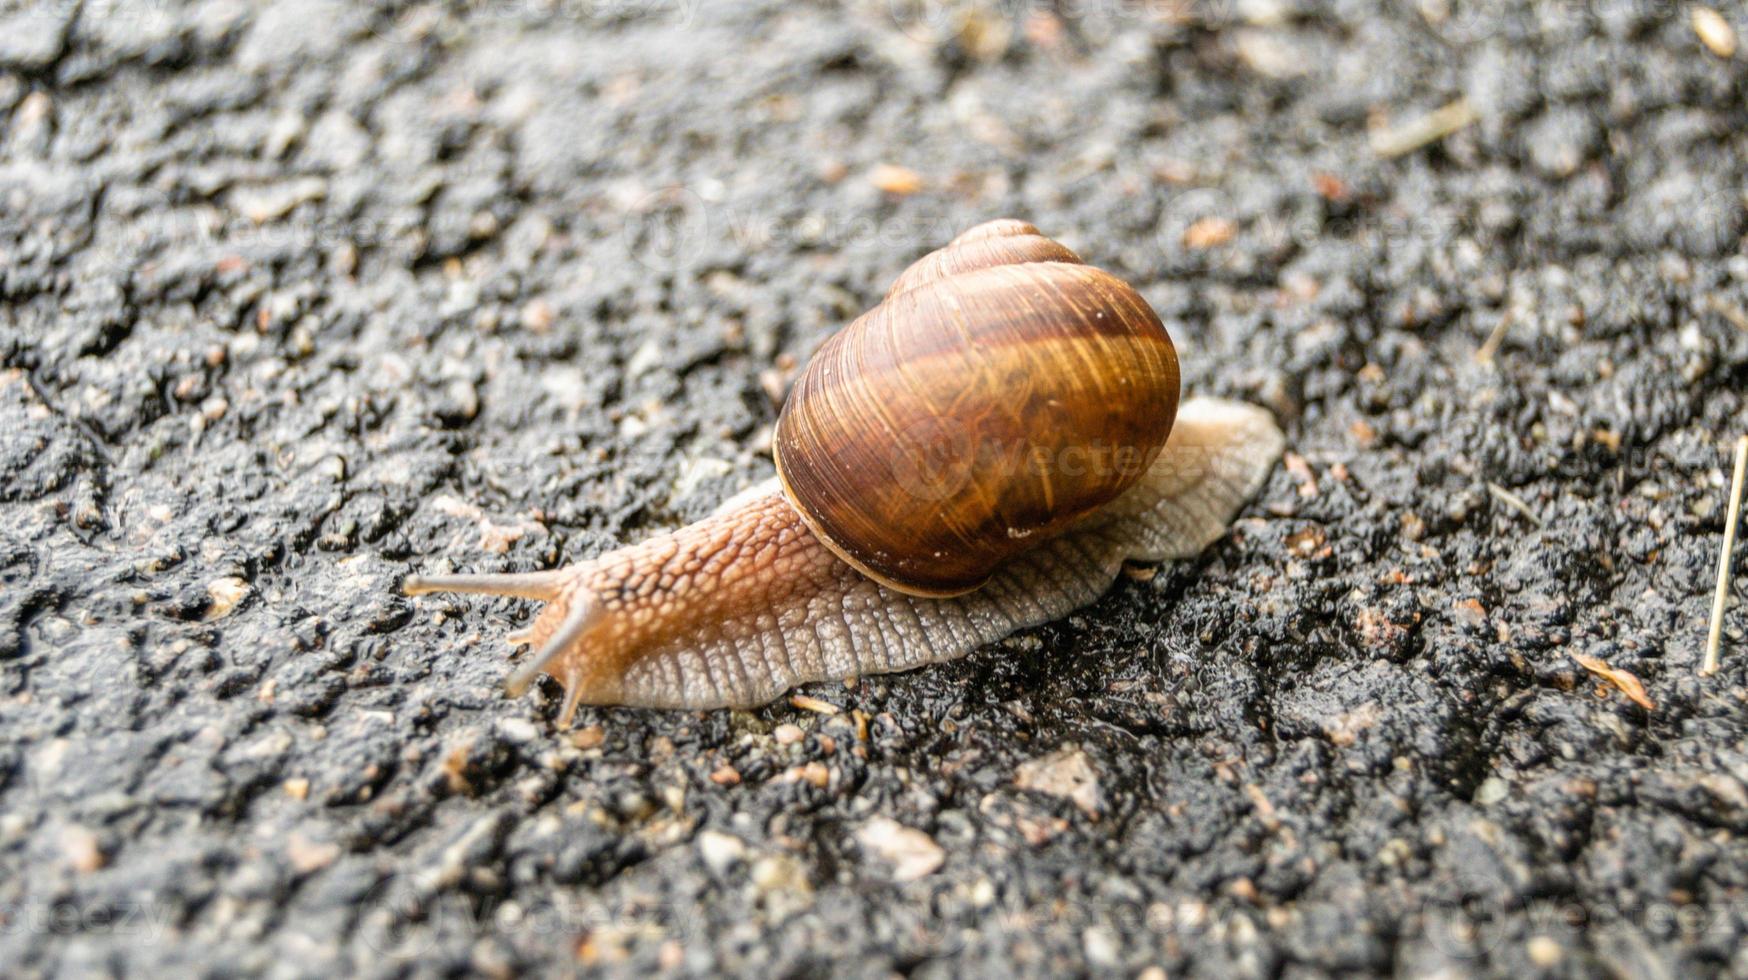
<box><xmin>403</xmin><ymin>398</ymin><xmax>1282</xmax><ymax>717</ymax></box>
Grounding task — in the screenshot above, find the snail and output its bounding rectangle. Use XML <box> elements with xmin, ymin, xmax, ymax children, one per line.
<box><xmin>404</xmin><ymin>220</ymin><xmax>1283</xmax><ymax>718</ymax></box>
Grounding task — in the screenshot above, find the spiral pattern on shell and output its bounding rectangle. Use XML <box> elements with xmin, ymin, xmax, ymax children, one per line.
<box><xmin>772</xmin><ymin>220</ymin><xmax>1182</xmax><ymax>596</ymax></box>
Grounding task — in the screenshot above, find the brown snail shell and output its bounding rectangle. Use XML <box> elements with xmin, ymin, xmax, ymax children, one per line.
<box><xmin>774</xmin><ymin>220</ymin><xmax>1180</xmax><ymax>596</ymax></box>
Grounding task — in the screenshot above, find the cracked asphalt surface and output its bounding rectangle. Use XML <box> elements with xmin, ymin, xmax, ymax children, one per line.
<box><xmin>3</xmin><ymin>0</ymin><xmax>1748</xmax><ymax>976</ymax></box>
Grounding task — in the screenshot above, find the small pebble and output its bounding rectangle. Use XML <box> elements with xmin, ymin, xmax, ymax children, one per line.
<box><xmin>696</xmin><ymin>830</ymin><xmax>746</xmax><ymax>876</ymax></box>
<box><xmin>286</xmin><ymin>832</ymin><xmax>341</xmax><ymax>873</ymax></box>
<box><xmin>855</xmin><ymin>817</ymin><xmax>944</xmax><ymax>882</ymax></box>
<box><xmin>1527</xmin><ymin>935</ymin><xmax>1563</xmax><ymax>966</ymax></box>
<box><xmin>521</xmin><ymin>299</ymin><xmax>556</xmax><ymax>333</ymax></box>
<box><xmin>1082</xmin><ymin>925</ymin><xmax>1120</xmax><ymax>969</ymax></box>
<box><xmin>1693</xmin><ymin>7</ymin><xmax>1737</xmax><ymax>58</ymax></box>
<box><xmin>869</xmin><ymin>163</ymin><xmax>924</xmax><ymax>195</ymax></box>
<box><xmin>1476</xmin><ymin>776</ymin><xmax>1509</xmax><ymax>806</ymax></box>
<box><xmin>232</xmin><ymin>177</ymin><xmax>327</xmax><ymax>223</ymax></box>
<box><xmin>205</xmin><ymin>577</ymin><xmax>250</xmax><ymax>619</ymax></box>
<box><xmin>61</xmin><ymin>825</ymin><xmax>105</xmax><ymax>873</ymax></box>
<box><xmin>1014</xmin><ymin>746</ymin><xmax>1104</xmax><ymax>818</ymax></box>
<box><xmin>750</xmin><ymin>854</ymin><xmax>813</xmax><ymax>908</ymax></box>
<box><xmin>1183</xmin><ymin>216</ymin><xmax>1237</xmax><ymax>249</ymax></box>
<box><xmin>14</xmin><ymin>91</ymin><xmax>52</xmax><ymax>135</ymax></box>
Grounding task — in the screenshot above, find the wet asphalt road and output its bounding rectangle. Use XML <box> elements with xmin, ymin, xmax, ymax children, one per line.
<box><xmin>3</xmin><ymin>0</ymin><xmax>1748</xmax><ymax>976</ymax></box>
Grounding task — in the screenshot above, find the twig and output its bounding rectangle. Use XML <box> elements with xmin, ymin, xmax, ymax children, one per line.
<box><xmin>1487</xmin><ymin>482</ymin><xmax>1543</xmax><ymax>527</ymax></box>
<box><xmin>1707</xmin><ymin>295</ymin><xmax>1748</xmax><ymax>334</ymax></box>
<box><xmin>1475</xmin><ymin>311</ymin><xmax>1515</xmax><ymax>364</ymax></box>
<box><xmin>1371</xmin><ymin>98</ymin><xmax>1479</xmax><ymax>159</ymax></box>
<box><xmin>1571</xmin><ymin>653</ymin><xmax>1656</xmax><ymax>711</ymax></box>
<box><xmin>1702</xmin><ymin>435</ymin><xmax>1748</xmax><ymax>676</ymax></box>
<box><xmin>789</xmin><ymin>694</ymin><xmax>841</xmax><ymax>715</ymax></box>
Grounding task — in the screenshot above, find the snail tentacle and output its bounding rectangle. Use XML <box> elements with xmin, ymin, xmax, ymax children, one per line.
<box><xmin>402</xmin><ymin>570</ymin><xmax>566</xmax><ymax>600</ymax></box>
<box><xmin>401</xmin><ymin>567</ymin><xmax>601</xmax><ymax>717</ymax></box>
<box><xmin>505</xmin><ymin>590</ymin><xmax>601</xmax><ymax>698</ymax></box>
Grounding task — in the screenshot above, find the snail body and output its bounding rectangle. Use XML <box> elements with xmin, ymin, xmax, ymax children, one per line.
<box><xmin>405</xmin><ymin>221</ymin><xmax>1282</xmax><ymax>717</ymax></box>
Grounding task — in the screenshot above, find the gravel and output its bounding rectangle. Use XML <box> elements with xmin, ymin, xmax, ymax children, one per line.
<box><xmin>3</xmin><ymin>0</ymin><xmax>1748</xmax><ymax>976</ymax></box>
